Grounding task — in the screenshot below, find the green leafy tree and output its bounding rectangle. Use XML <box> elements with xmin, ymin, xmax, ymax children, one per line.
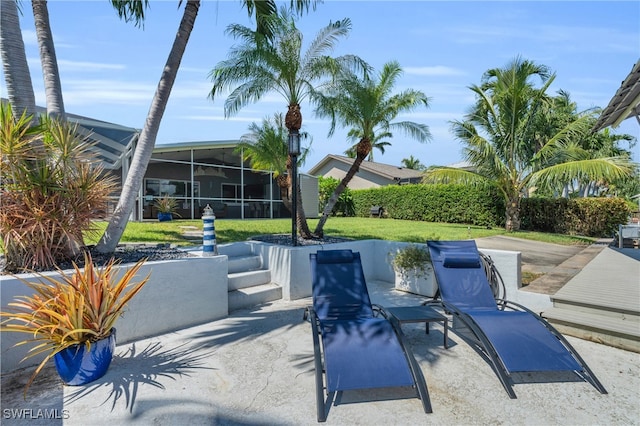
<box><xmin>423</xmin><ymin>57</ymin><xmax>636</xmax><ymax>231</ymax></box>
<box><xmin>313</xmin><ymin>60</ymin><xmax>432</xmax><ymax>236</ymax></box>
<box><xmin>344</xmin><ymin>130</ymin><xmax>391</xmax><ymax>161</ymax></box>
<box><xmin>318</xmin><ymin>176</ymin><xmax>354</xmax><ymax>216</ymax></box>
<box><xmin>96</xmin><ymin>1</ymin><xmax>318</xmax><ymax>253</ymax></box>
<box><xmin>209</xmin><ymin>7</ymin><xmax>366</xmax><ymax>238</ymax></box>
<box><xmin>236</xmin><ymin>113</ymin><xmax>310</xmax><ymax>212</ymax></box>
<box><xmin>401</xmin><ymin>155</ymin><xmax>425</xmax><ymax>170</ymax></box>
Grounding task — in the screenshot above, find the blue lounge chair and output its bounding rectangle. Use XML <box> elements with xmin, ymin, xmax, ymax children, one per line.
<box><xmin>426</xmin><ymin>240</ymin><xmax>607</xmax><ymax>398</ymax></box>
<box><xmin>305</xmin><ymin>249</ymin><xmax>431</xmax><ymax>422</ymax></box>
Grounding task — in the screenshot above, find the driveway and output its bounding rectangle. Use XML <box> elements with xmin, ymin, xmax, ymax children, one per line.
<box><xmin>475</xmin><ymin>235</ymin><xmax>588</xmax><ymax>274</ymax></box>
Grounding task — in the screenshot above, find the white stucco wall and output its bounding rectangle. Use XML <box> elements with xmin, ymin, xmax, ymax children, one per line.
<box><xmin>300</xmin><ymin>173</ymin><xmax>319</xmax><ymax>218</ymax></box>
<box><xmin>1</xmin><ymin>256</ymin><xmax>228</xmax><ymax>373</ymax></box>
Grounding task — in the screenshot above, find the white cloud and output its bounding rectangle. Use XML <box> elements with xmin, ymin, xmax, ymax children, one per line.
<box><xmin>405</xmin><ymin>66</ymin><xmax>466</xmax><ymax>77</ymax></box>
<box><xmin>61</xmin><ymin>79</ymin><xmax>155</xmax><ymax>105</ymax></box>
<box><xmin>181</xmin><ymin>115</ymin><xmax>262</xmax><ymax>123</ymax></box>
<box><xmin>402</xmin><ymin>111</ymin><xmax>460</xmax><ymax>121</ymax></box>
<box><xmin>57</xmin><ymin>59</ymin><xmax>125</xmax><ymax>72</ymax></box>
<box><xmin>449</xmin><ymin>22</ymin><xmax>635</xmax><ymax>54</ymax></box>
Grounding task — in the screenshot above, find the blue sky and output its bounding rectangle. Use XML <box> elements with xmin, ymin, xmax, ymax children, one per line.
<box><xmin>3</xmin><ymin>0</ymin><xmax>639</xmax><ymax>172</ymax></box>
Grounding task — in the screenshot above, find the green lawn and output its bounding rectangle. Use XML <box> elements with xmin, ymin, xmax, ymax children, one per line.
<box><xmin>88</xmin><ymin>218</ymin><xmax>595</xmax><ymax>246</ymax></box>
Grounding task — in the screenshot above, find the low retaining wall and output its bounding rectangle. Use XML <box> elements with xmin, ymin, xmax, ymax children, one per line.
<box><xmin>252</xmin><ymin>239</ymin><xmax>551</xmax><ymax>311</ymax></box>
<box><xmin>1</xmin><ymin>256</ymin><xmax>228</xmax><ymax>373</ymax></box>
<box><xmin>1</xmin><ymin>238</ymin><xmax>550</xmax><ymax>374</ymax></box>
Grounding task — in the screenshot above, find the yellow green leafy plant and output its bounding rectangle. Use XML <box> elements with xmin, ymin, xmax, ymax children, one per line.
<box><xmin>0</xmin><ymin>253</ymin><xmax>150</xmax><ymax>394</ymax></box>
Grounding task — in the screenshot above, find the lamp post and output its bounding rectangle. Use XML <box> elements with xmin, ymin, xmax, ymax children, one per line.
<box><xmin>288</xmin><ymin>130</ymin><xmax>300</xmax><ymax>246</ymax></box>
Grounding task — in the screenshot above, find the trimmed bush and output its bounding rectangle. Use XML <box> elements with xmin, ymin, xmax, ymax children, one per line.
<box><xmin>351</xmin><ymin>182</ymin><xmax>629</xmax><ymax>237</ymax></box>
<box><xmin>352</xmin><ymin>184</ymin><xmax>504</xmax><ymax>227</ymax></box>
<box><xmin>318</xmin><ymin>176</ymin><xmax>355</xmax><ymax>217</ymax></box>
<box><xmin>520</xmin><ymin>197</ymin><xmax>630</xmax><ymax>237</ymax></box>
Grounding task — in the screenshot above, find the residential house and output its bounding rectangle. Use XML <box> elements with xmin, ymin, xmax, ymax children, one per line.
<box><xmin>11</xmin><ymin>103</ymin><xmax>317</xmax><ymax>220</ymax></box>
<box><xmin>307</xmin><ymin>154</ymin><xmax>424</xmax><ymax>189</ymax></box>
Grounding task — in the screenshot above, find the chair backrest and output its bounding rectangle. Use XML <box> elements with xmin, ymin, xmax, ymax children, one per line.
<box><xmin>427</xmin><ymin>240</ymin><xmax>498</xmax><ymax>311</ymax></box>
<box><xmin>310</xmin><ymin>249</ymin><xmax>374</xmax><ymax>321</ymax></box>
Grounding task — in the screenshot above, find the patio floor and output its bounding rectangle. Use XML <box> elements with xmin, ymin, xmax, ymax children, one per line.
<box><xmin>1</xmin><ymin>280</ymin><xmax>638</xmax><ymax>425</ymax></box>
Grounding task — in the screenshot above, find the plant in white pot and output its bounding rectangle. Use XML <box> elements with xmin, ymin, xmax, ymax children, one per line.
<box><xmin>391</xmin><ymin>244</ymin><xmax>437</xmax><ymax>297</ymax></box>
<box><xmin>0</xmin><ymin>253</ymin><xmax>150</xmax><ymax>394</ymax></box>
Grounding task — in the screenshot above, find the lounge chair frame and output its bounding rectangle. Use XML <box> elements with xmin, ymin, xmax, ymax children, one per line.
<box><xmin>305</xmin><ymin>250</ymin><xmax>431</xmax><ymax>422</ymax></box>
<box><xmin>425</xmin><ymin>240</ymin><xmax>607</xmax><ymax>399</ymax></box>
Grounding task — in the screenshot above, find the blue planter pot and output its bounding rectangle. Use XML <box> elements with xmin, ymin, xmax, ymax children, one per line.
<box><xmin>54</xmin><ymin>329</ymin><xmax>116</xmax><ymax>386</ymax></box>
<box><xmin>157</xmin><ymin>212</ymin><xmax>173</xmax><ymax>222</ymax></box>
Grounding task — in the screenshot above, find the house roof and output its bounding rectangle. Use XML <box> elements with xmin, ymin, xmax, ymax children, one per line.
<box><xmin>152</xmin><ymin>139</ymin><xmax>240</xmax><ymax>152</ymax></box>
<box><xmin>39</xmin><ymin>107</ymin><xmax>140</xmax><ymax>169</ymax></box>
<box><xmin>593</xmin><ymin>60</ymin><xmax>640</xmax><ymax>132</ymax></box>
<box><xmin>6</xmin><ymin>99</ymin><xmax>141</xmax><ymax>169</ymax></box>
<box><xmin>307</xmin><ymin>154</ymin><xmax>424</xmax><ymax>182</ymax></box>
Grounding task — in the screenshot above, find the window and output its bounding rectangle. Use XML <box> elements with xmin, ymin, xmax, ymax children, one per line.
<box><xmin>222</xmin><ymin>183</ymin><xmax>241</xmax><ymax>200</ymax></box>
<box><xmin>145</xmin><ymin>179</ymin><xmax>199</xmax><ymax>198</ymax></box>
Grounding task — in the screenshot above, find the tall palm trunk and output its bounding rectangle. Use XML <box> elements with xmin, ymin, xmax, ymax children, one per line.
<box><xmin>32</xmin><ymin>0</ymin><xmax>65</xmax><ymax>120</ymax></box>
<box><xmin>505</xmin><ymin>195</ymin><xmax>521</xmax><ymax>232</ymax></box>
<box><xmin>275</xmin><ymin>174</ymin><xmax>292</xmax><ymax>212</ymax></box>
<box><xmin>95</xmin><ymin>0</ymin><xmax>200</xmax><ymax>253</ymax></box>
<box><xmin>0</xmin><ymin>0</ymin><xmax>37</xmax><ymax>122</ymax></box>
<box><xmin>314</xmin><ymin>139</ymin><xmax>371</xmax><ymax>237</ymax></box>
<box><xmin>284</xmin><ymin>104</ymin><xmax>313</xmax><ymax>238</ymax></box>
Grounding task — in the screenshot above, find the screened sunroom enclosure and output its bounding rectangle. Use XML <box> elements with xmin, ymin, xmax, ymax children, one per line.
<box><xmin>138</xmin><ymin>141</ymin><xmax>289</xmax><ymax>220</ymax></box>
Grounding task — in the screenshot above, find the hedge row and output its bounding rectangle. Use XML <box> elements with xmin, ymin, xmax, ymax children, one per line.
<box><xmin>520</xmin><ymin>197</ymin><xmax>630</xmax><ymax>237</ymax></box>
<box><xmin>352</xmin><ymin>184</ymin><xmax>631</xmax><ymax>237</ymax></box>
<box><xmin>352</xmin><ymin>184</ymin><xmax>504</xmax><ymax>227</ymax></box>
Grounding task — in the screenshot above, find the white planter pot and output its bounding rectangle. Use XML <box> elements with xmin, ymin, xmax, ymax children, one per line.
<box><xmin>394</xmin><ymin>266</ymin><xmax>437</xmax><ymax>297</ymax></box>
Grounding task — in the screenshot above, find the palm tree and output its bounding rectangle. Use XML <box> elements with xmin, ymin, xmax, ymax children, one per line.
<box><xmin>344</xmin><ymin>130</ymin><xmax>391</xmax><ymax>161</ymax></box>
<box><xmin>95</xmin><ymin>1</ymin><xmax>318</xmax><ymax>253</ymax></box>
<box><xmin>401</xmin><ymin>155</ymin><xmax>425</xmax><ymax>170</ymax></box>
<box><xmin>423</xmin><ymin>57</ymin><xmax>636</xmax><ymax>231</ymax></box>
<box><xmin>96</xmin><ymin>0</ymin><xmax>199</xmax><ymax>253</ymax></box>
<box><xmin>574</xmin><ymin>124</ymin><xmax>636</xmax><ymax>197</ymax></box>
<box><xmin>236</xmin><ymin>112</ymin><xmax>310</xmax><ymax>212</ymax></box>
<box><xmin>209</xmin><ymin>8</ymin><xmax>367</xmax><ymax>238</ymax></box>
<box><xmin>313</xmin><ymin>60</ymin><xmax>432</xmax><ymax>236</ymax></box>
<box><xmin>0</xmin><ymin>0</ymin><xmax>37</xmax><ymax>122</ymax></box>
<box><xmin>2</xmin><ymin>0</ymin><xmax>66</xmax><ymax>121</ymax></box>
<box><xmin>32</xmin><ymin>0</ymin><xmax>66</xmax><ymax>120</ymax></box>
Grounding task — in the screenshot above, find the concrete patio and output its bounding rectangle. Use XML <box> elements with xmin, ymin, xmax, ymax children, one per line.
<box><xmin>1</xmin><ymin>278</ymin><xmax>638</xmax><ymax>425</ymax></box>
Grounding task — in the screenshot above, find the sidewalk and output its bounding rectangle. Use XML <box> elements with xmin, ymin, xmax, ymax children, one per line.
<box><xmin>2</xmin><ymin>280</ymin><xmax>638</xmax><ymax>425</ymax></box>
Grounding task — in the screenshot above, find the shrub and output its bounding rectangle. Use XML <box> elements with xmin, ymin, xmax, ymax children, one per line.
<box><xmin>391</xmin><ymin>244</ymin><xmax>432</xmax><ymax>278</ymax></box>
<box><xmin>352</xmin><ymin>183</ymin><xmax>503</xmax><ymax>226</ymax></box>
<box><xmin>0</xmin><ymin>253</ymin><xmax>150</xmax><ymax>393</ymax></box>
<box><xmin>520</xmin><ymin>197</ymin><xmax>630</xmax><ymax>237</ymax></box>
<box><xmin>318</xmin><ymin>176</ymin><xmax>355</xmax><ymax>216</ymax></box>
<box><xmin>0</xmin><ymin>104</ymin><xmax>116</xmax><ymax>272</ymax></box>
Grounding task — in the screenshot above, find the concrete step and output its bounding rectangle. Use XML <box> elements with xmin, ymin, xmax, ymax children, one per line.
<box><xmin>217</xmin><ymin>242</ymin><xmax>257</xmax><ymax>258</ymax></box>
<box><xmin>550</xmin><ymin>297</ymin><xmax>640</xmax><ymax>320</ymax></box>
<box><xmin>543</xmin><ymin>307</ymin><xmax>640</xmax><ymax>353</ymax></box>
<box><xmin>228</xmin><ymin>255</ymin><xmax>262</xmax><ymax>274</ymax></box>
<box><xmin>550</xmin><ymin>281</ymin><xmax>639</xmax><ymax>316</ymax></box>
<box><xmin>228</xmin><ymin>283</ymin><xmax>283</xmax><ymax>312</ymax></box>
<box><xmin>228</xmin><ymin>269</ymin><xmax>271</xmax><ymax>291</ymax></box>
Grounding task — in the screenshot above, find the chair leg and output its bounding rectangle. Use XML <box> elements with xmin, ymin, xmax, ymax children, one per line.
<box><xmin>390</xmin><ymin>316</ymin><xmax>433</xmax><ymax>413</ymax></box>
<box><xmin>310</xmin><ymin>309</ymin><xmax>328</xmax><ymax>422</ymax></box>
<box><xmin>316</xmin><ymin>368</ymin><xmax>326</xmax><ymax>422</ymax></box>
